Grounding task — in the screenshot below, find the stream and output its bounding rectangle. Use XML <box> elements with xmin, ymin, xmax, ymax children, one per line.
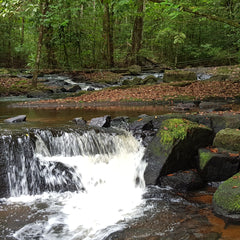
<box><xmin>0</xmin><ymin>97</ymin><xmax>240</xmax><ymax>239</ymax></box>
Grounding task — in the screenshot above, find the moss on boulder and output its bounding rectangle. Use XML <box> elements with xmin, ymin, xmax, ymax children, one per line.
<box><xmin>143</xmin><ymin>118</ymin><xmax>213</xmax><ymax>185</ymax></box>
<box><xmin>198</xmin><ymin>148</ymin><xmax>240</xmax><ymax>182</ymax></box>
<box><xmin>163</xmin><ymin>70</ymin><xmax>197</xmax><ymax>83</ymax></box>
<box><xmin>213</xmin><ymin>128</ymin><xmax>240</xmax><ymax>151</ymax></box>
<box><xmin>213</xmin><ymin>172</ymin><xmax>240</xmax><ymax>222</ymax></box>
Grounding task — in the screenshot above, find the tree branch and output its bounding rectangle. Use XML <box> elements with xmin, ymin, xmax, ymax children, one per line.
<box><xmin>148</xmin><ymin>0</ymin><xmax>240</xmax><ymax>28</ymax></box>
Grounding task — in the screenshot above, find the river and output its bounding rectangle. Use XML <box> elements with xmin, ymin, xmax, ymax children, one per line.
<box><xmin>0</xmin><ymin>99</ymin><xmax>240</xmax><ymax>240</ymax></box>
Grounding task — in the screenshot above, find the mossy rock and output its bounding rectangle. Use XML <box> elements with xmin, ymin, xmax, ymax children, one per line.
<box><xmin>143</xmin><ymin>118</ymin><xmax>213</xmax><ymax>185</ymax></box>
<box><xmin>128</xmin><ymin>65</ymin><xmax>141</xmax><ymax>75</ymax></box>
<box><xmin>213</xmin><ymin>172</ymin><xmax>240</xmax><ymax>222</ymax></box>
<box><xmin>198</xmin><ymin>148</ymin><xmax>240</xmax><ymax>182</ymax></box>
<box><xmin>122</xmin><ymin>77</ymin><xmax>143</xmax><ymax>86</ymax></box>
<box><xmin>142</xmin><ymin>75</ymin><xmax>158</xmax><ymax>85</ymax></box>
<box><xmin>213</xmin><ymin>128</ymin><xmax>240</xmax><ymax>151</ymax></box>
<box><xmin>163</xmin><ymin>70</ymin><xmax>197</xmax><ymax>83</ymax></box>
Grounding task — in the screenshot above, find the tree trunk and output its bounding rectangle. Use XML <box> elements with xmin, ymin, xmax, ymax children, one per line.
<box><xmin>130</xmin><ymin>0</ymin><xmax>144</xmax><ymax>65</ymax></box>
<box><xmin>102</xmin><ymin>0</ymin><xmax>114</xmax><ymax>67</ymax></box>
<box><xmin>32</xmin><ymin>0</ymin><xmax>48</xmax><ymax>87</ymax></box>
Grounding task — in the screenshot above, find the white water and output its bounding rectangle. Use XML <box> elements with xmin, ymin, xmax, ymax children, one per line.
<box><xmin>5</xmin><ymin>130</ymin><xmax>147</xmax><ymax>240</ymax></box>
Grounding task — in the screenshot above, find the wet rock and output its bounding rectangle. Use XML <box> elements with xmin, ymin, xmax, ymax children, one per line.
<box><xmin>67</xmin><ymin>85</ymin><xmax>82</xmax><ymax>92</ymax></box>
<box><xmin>4</xmin><ymin>115</ymin><xmax>26</xmax><ymax>123</ymax></box>
<box><xmin>213</xmin><ymin>128</ymin><xmax>240</xmax><ymax>152</ymax></box>
<box><xmin>163</xmin><ymin>70</ymin><xmax>197</xmax><ymax>82</ymax></box>
<box><xmin>87</xmin><ymin>87</ymin><xmax>95</xmax><ymax>91</ymax></box>
<box><xmin>27</xmin><ymin>90</ymin><xmax>53</xmax><ymax>98</ymax></box>
<box><xmin>111</xmin><ymin>116</ymin><xmax>129</xmax><ymax>130</ymax></box>
<box><xmin>129</xmin><ymin>116</ymin><xmax>156</xmax><ymax>146</ymax></box>
<box><xmin>73</xmin><ymin>117</ymin><xmax>87</xmax><ymax>126</ymax></box>
<box><xmin>159</xmin><ymin>169</ymin><xmax>204</xmax><ymax>192</ymax></box>
<box><xmin>143</xmin><ymin>118</ymin><xmax>213</xmax><ymax>185</ymax></box>
<box><xmin>89</xmin><ymin>115</ymin><xmax>111</xmax><ymax>128</ymax></box>
<box><xmin>213</xmin><ymin>172</ymin><xmax>240</xmax><ymax>223</ymax></box>
<box><xmin>199</xmin><ymin>101</ymin><xmax>226</xmax><ymax>109</ymax></box>
<box><xmin>122</xmin><ymin>77</ymin><xmax>143</xmax><ymax>86</ymax></box>
<box><xmin>198</xmin><ymin>148</ymin><xmax>240</xmax><ymax>182</ymax></box>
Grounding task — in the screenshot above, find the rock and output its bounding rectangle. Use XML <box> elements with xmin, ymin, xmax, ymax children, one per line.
<box><xmin>173</xmin><ymin>102</ymin><xmax>196</xmax><ymax>111</ymax></box>
<box><xmin>128</xmin><ymin>65</ymin><xmax>141</xmax><ymax>75</ymax></box>
<box><xmin>142</xmin><ymin>75</ymin><xmax>158</xmax><ymax>85</ymax></box>
<box><xmin>143</xmin><ymin>118</ymin><xmax>213</xmax><ymax>185</ymax></box>
<box><xmin>199</xmin><ymin>101</ymin><xmax>226</xmax><ymax>109</ymax></box>
<box><xmin>163</xmin><ymin>70</ymin><xmax>197</xmax><ymax>82</ymax></box>
<box><xmin>67</xmin><ymin>85</ymin><xmax>82</xmax><ymax>92</ymax></box>
<box><xmin>208</xmin><ymin>75</ymin><xmax>229</xmax><ymax>81</ymax></box>
<box><xmin>73</xmin><ymin>117</ymin><xmax>87</xmax><ymax>125</ymax></box>
<box><xmin>122</xmin><ymin>77</ymin><xmax>143</xmax><ymax>86</ymax></box>
<box><xmin>87</xmin><ymin>87</ymin><xmax>95</xmax><ymax>91</ymax></box>
<box><xmin>71</xmin><ymin>74</ymin><xmax>88</xmax><ymax>83</ymax></box>
<box><xmin>4</xmin><ymin>115</ymin><xmax>26</xmax><ymax>123</ymax></box>
<box><xmin>27</xmin><ymin>90</ymin><xmax>52</xmax><ymax>98</ymax></box>
<box><xmin>89</xmin><ymin>115</ymin><xmax>111</xmax><ymax>128</ymax></box>
<box><xmin>198</xmin><ymin>148</ymin><xmax>240</xmax><ymax>182</ymax></box>
<box><xmin>159</xmin><ymin>169</ymin><xmax>204</xmax><ymax>192</ymax></box>
<box><xmin>129</xmin><ymin>116</ymin><xmax>156</xmax><ymax>146</ymax></box>
<box><xmin>213</xmin><ymin>128</ymin><xmax>240</xmax><ymax>152</ymax></box>
<box><xmin>111</xmin><ymin>116</ymin><xmax>129</xmax><ymax>130</ymax></box>
<box><xmin>213</xmin><ymin>172</ymin><xmax>240</xmax><ymax>223</ymax></box>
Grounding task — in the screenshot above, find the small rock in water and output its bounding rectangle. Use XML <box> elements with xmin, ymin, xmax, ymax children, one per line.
<box><xmin>89</xmin><ymin>115</ymin><xmax>111</xmax><ymax>128</ymax></box>
<box><xmin>4</xmin><ymin>115</ymin><xmax>26</xmax><ymax>123</ymax></box>
<box><xmin>73</xmin><ymin>117</ymin><xmax>87</xmax><ymax>125</ymax></box>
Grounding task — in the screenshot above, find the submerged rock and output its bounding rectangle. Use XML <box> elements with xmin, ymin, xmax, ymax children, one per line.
<box><xmin>198</xmin><ymin>148</ymin><xmax>240</xmax><ymax>182</ymax></box>
<box><xmin>143</xmin><ymin>118</ymin><xmax>213</xmax><ymax>185</ymax></box>
<box><xmin>213</xmin><ymin>128</ymin><xmax>240</xmax><ymax>152</ymax></box>
<box><xmin>4</xmin><ymin>115</ymin><xmax>26</xmax><ymax>123</ymax></box>
<box><xmin>213</xmin><ymin>172</ymin><xmax>240</xmax><ymax>223</ymax></box>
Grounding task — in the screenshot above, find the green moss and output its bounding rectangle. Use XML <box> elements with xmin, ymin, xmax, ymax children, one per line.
<box><xmin>158</xmin><ymin>118</ymin><xmax>200</xmax><ymax>147</ymax></box>
<box><xmin>199</xmin><ymin>149</ymin><xmax>212</xmax><ymax>170</ymax></box>
<box><xmin>213</xmin><ymin>172</ymin><xmax>240</xmax><ymax>213</ymax></box>
<box><xmin>213</xmin><ymin>128</ymin><xmax>240</xmax><ymax>152</ymax></box>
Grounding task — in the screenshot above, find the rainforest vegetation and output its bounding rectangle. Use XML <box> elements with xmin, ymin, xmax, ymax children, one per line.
<box><xmin>0</xmin><ymin>0</ymin><xmax>240</xmax><ymax>74</ymax></box>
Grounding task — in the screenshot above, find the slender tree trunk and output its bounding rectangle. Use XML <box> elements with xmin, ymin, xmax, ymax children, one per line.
<box><xmin>102</xmin><ymin>0</ymin><xmax>114</xmax><ymax>67</ymax></box>
<box><xmin>21</xmin><ymin>17</ymin><xmax>24</xmax><ymax>46</ymax></box>
<box><xmin>130</xmin><ymin>0</ymin><xmax>144</xmax><ymax>65</ymax></box>
<box><xmin>32</xmin><ymin>0</ymin><xmax>48</xmax><ymax>87</ymax></box>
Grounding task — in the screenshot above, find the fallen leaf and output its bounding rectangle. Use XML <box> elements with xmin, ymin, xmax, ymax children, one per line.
<box><xmin>210</xmin><ymin>148</ymin><xmax>218</xmax><ymax>153</ymax></box>
<box><xmin>167</xmin><ymin>173</ymin><xmax>175</xmax><ymax>177</ymax></box>
<box><xmin>232</xmin><ymin>186</ymin><xmax>239</xmax><ymax>189</ymax></box>
<box><xmin>229</xmin><ymin>153</ymin><xmax>240</xmax><ymax>157</ymax></box>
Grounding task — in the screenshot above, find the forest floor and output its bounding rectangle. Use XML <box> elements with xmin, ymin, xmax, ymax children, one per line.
<box><xmin>1</xmin><ymin>65</ymin><xmax>240</xmax><ymax>107</ymax></box>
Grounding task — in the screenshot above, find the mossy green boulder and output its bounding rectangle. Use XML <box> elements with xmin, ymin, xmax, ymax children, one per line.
<box><xmin>198</xmin><ymin>148</ymin><xmax>240</xmax><ymax>182</ymax></box>
<box><xmin>213</xmin><ymin>128</ymin><xmax>240</xmax><ymax>151</ymax></box>
<box><xmin>143</xmin><ymin>118</ymin><xmax>213</xmax><ymax>185</ymax></box>
<box><xmin>163</xmin><ymin>70</ymin><xmax>197</xmax><ymax>83</ymax></box>
<box><xmin>213</xmin><ymin>172</ymin><xmax>240</xmax><ymax>222</ymax></box>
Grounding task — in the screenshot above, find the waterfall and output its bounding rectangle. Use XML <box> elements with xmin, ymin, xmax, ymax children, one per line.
<box><xmin>0</xmin><ymin>127</ymin><xmax>147</xmax><ymax>239</ymax></box>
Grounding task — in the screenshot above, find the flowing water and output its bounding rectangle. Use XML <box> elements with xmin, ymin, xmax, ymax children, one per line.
<box><xmin>1</xmin><ymin>100</ymin><xmax>240</xmax><ymax>239</ymax></box>
<box><xmin>0</xmin><ymin>128</ymin><xmax>147</xmax><ymax>240</ymax></box>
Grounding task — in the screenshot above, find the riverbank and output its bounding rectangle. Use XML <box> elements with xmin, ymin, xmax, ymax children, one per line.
<box><xmin>1</xmin><ymin>65</ymin><xmax>240</xmax><ymax>108</ymax></box>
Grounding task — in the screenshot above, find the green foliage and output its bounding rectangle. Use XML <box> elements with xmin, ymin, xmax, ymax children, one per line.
<box><xmin>199</xmin><ymin>149</ymin><xmax>212</xmax><ymax>170</ymax></box>
<box><xmin>0</xmin><ymin>0</ymin><xmax>240</xmax><ymax>69</ymax></box>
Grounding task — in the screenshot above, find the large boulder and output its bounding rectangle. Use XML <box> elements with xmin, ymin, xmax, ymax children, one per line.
<box><xmin>213</xmin><ymin>128</ymin><xmax>240</xmax><ymax>151</ymax></box>
<box><xmin>142</xmin><ymin>75</ymin><xmax>158</xmax><ymax>85</ymax></box>
<box><xmin>198</xmin><ymin>148</ymin><xmax>240</xmax><ymax>182</ymax></box>
<box><xmin>111</xmin><ymin>116</ymin><xmax>129</xmax><ymax>130</ymax></box>
<box><xmin>143</xmin><ymin>118</ymin><xmax>213</xmax><ymax>185</ymax></box>
<box><xmin>213</xmin><ymin>172</ymin><xmax>240</xmax><ymax>223</ymax></box>
<box><xmin>163</xmin><ymin>70</ymin><xmax>197</xmax><ymax>83</ymax></box>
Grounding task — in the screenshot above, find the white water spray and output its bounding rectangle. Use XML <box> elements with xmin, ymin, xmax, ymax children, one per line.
<box><xmin>6</xmin><ymin>129</ymin><xmax>147</xmax><ymax>240</ymax></box>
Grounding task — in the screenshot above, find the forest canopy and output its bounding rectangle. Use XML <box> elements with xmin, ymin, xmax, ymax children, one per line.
<box><xmin>0</xmin><ymin>0</ymin><xmax>240</xmax><ymax>70</ymax></box>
